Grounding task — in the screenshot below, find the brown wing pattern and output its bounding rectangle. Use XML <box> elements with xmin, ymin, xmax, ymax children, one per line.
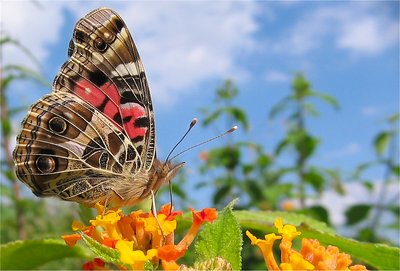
<box><xmin>13</xmin><ymin>8</ymin><xmax>159</xmax><ymax>206</ymax></box>
<box><xmin>54</xmin><ymin>8</ymin><xmax>156</xmax><ymax>170</ymax></box>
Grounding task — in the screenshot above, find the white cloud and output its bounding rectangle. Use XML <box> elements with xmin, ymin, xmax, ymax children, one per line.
<box><xmin>361</xmin><ymin>106</ymin><xmax>380</xmax><ymax>117</ymax></box>
<box><xmin>326</xmin><ymin>143</ymin><xmax>361</xmax><ymax>159</ymax></box>
<box><xmin>272</xmin><ymin>2</ymin><xmax>398</xmax><ymax>56</ymax></box>
<box><xmin>336</xmin><ymin>12</ymin><xmax>398</xmax><ymax>54</ymax></box>
<box><xmin>2</xmin><ymin>2</ymin><xmax>66</xmax><ymax>68</ymax></box>
<box><xmin>1</xmin><ymin>2</ymin><xmax>259</xmax><ymax>106</ymax></box>
<box><xmin>306</xmin><ymin>181</ymin><xmax>399</xmax><ymax>226</ymax></box>
<box><xmin>265</xmin><ymin>70</ymin><xmax>291</xmax><ymax>83</ymax></box>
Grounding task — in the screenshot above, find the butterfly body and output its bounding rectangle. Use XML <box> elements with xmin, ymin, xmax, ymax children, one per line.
<box><xmin>13</xmin><ymin>8</ymin><xmax>182</xmax><ymax>207</ymax></box>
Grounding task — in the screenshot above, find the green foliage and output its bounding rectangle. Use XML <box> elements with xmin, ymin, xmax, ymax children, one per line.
<box><xmin>201</xmin><ymin>80</ymin><xmax>249</xmax><ymax>130</ymax></box>
<box><xmin>80</xmin><ymin>234</ymin><xmax>123</xmax><ymax>266</ymax></box>
<box><xmin>374</xmin><ymin>131</ymin><xmax>391</xmax><ymax>156</ymax></box>
<box><xmin>195</xmin><ymin>201</ymin><xmax>242</xmax><ymax>270</ymax></box>
<box><xmin>0</xmin><ymin>239</ymin><xmax>92</xmax><ymax>270</ymax></box>
<box><xmin>345</xmin><ymin>204</ymin><xmax>372</xmax><ymax>226</ymax></box>
<box><xmin>2</xmin><ymin>29</ymin><xmax>398</xmax><ymax>270</ymax></box>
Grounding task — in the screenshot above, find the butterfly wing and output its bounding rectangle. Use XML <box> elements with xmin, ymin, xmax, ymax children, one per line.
<box><xmin>54</xmin><ymin>8</ymin><xmax>156</xmax><ymax>170</ymax></box>
<box><xmin>14</xmin><ymin>8</ymin><xmax>157</xmax><ymax>206</ymax></box>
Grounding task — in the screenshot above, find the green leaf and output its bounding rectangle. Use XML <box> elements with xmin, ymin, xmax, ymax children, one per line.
<box><xmin>80</xmin><ymin>233</ymin><xmax>123</xmax><ymax>266</ymax></box>
<box><xmin>392</xmin><ymin>165</ymin><xmax>400</xmax><ymax>176</ymax></box>
<box><xmin>310</xmin><ymin>91</ymin><xmax>340</xmax><ymax>109</ymax></box>
<box><xmin>0</xmin><ymin>183</ymin><xmax>13</xmax><ymax>198</ymax></box>
<box><xmin>213</xmin><ymin>183</ymin><xmax>231</xmax><ymax>206</ymax></box>
<box><xmin>345</xmin><ymin>204</ymin><xmax>372</xmax><ymax>225</ymax></box>
<box><xmin>195</xmin><ymin>200</ymin><xmax>242</xmax><ymax>270</ymax></box>
<box><xmin>352</xmin><ymin>161</ymin><xmax>376</xmax><ymax>178</ymax></box>
<box><xmin>292</xmin><ymin>73</ymin><xmax>311</xmax><ymax>99</ymax></box>
<box><xmin>78</xmin><ymin>205</ymin><xmax>95</xmax><ymax>224</ymax></box>
<box><xmin>298</xmin><ymin>205</ymin><xmax>331</xmax><ymax>225</ymax></box>
<box><xmin>268</xmin><ymin>97</ymin><xmax>291</xmax><ymax>119</ymax></box>
<box><xmin>303</xmin><ymin>102</ymin><xmax>319</xmax><ymax>116</ymax></box>
<box><xmin>0</xmin><ymin>36</ymin><xmax>41</xmax><ymax>68</ymax></box>
<box><xmin>293</xmin><ymin>132</ymin><xmax>318</xmax><ymax>162</ymax></box>
<box><xmin>225</xmin><ymin>107</ymin><xmax>249</xmax><ymax>130</ymax></box>
<box><xmin>274</xmin><ymin>138</ymin><xmax>290</xmax><ymax>156</ymax></box>
<box><xmin>304</xmin><ymin>169</ymin><xmax>325</xmax><ymax>192</ymax></box>
<box><xmin>235</xmin><ymin>210</ymin><xmax>400</xmax><ymax>270</ymax></box>
<box><xmin>244</xmin><ymin>180</ymin><xmax>264</xmax><ymax>202</ymax></box>
<box><xmin>388</xmin><ymin>112</ymin><xmax>400</xmax><ymax>123</ymax></box>
<box><xmin>3</xmin><ymin>64</ymin><xmax>50</xmax><ymax>88</ymax></box>
<box><xmin>0</xmin><ymin>239</ymin><xmax>92</xmax><ymax>270</ymax></box>
<box><xmin>216</xmin><ymin>80</ymin><xmax>238</xmax><ymax>101</ymax></box>
<box><xmin>374</xmin><ymin>131</ymin><xmax>391</xmax><ymax>156</ymax></box>
<box><xmin>236</xmin><ymin>210</ymin><xmax>334</xmax><ymax>234</ymax></box>
<box><xmin>202</xmin><ymin>108</ymin><xmax>223</xmax><ymax>127</ymax></box>
<box><xmin>2</xmin><ymin>119</ymin><xmax>12</xmax><ymax>137</ymax></box>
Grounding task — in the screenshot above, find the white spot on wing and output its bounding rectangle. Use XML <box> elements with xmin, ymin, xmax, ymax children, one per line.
<box><xmin>111</xmin><ymin>62</ymin><xmax>140</xmax><ymax>77</ymax></box>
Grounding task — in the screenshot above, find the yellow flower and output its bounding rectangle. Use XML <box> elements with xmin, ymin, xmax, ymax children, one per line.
<box><xmin>275</xmin><ymin>217</ymin><xmax>301</xmax><ymax>241</ymax></box>
<box><xmin>142</xmin><ymin>213</ymin><xmax>177</xmax><ymax>237</ymax></box>
<box><xmin>62</xmin><ymin>203</ymin><xmax>217</xmax><ymax>270</ymax></box>
<box><xmin>246</xmin><ymin>231</ymin><xmax>281</xmax><ymax>270</ymax></box>
<box><xmin>116</xmin><ymin>240</ymin><xmax>157</xmax><ymax>268</ymax></box>
<box><xmin>90</xmin><ymin>208</ymin><xmax>123</xmax><ymax>240</ymax></box>
<box><xmin>280</xmin><ymin>253</ymin><xmax>315</xmax><ymax>270</ymax></box>
<box><xmin>247</xmin><ymin>217</ymin><xmax>368</xmax><ymax>271</ymax></box>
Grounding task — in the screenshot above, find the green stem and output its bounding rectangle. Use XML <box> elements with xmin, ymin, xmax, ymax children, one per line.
<box><xmin>369</xmin><ymin>126</ymin><xmax>398</xmax><ymax>232</ymax></box>
<box><xmin>0</xmin><ymin>84</ymin><xmax>27</xmax><ymax>240</ymax></box>
<box><xmin>297</xmin><ymin>99</ymin><xmax>306</xmax><ymax>208</ymax></box>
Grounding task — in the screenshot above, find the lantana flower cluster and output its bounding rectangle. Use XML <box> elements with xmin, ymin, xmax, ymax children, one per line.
<box><xmin>247</xmin><ymin>218</ymin><xmax>368</xmax><ymax>271</ymax></box>
<box><xmin>62</xmin><ymin>203</ymin><xmax>217</xmax><ymax>270</ymax></box>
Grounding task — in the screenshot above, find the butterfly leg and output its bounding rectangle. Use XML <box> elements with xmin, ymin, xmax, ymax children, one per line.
<box><xmin>150</xmin><ymin>190</ymin><xmax>166</xmax><ymax>240</ymax></box>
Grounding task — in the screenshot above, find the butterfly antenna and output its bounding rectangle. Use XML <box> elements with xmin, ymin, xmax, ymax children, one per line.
<box><xmin>165</xmin><ymin>118</ymin><xmax>198</xmax><ymax>215</ymax></box>
<box><xmin>165</xmin><ymin>118</ymin><xmax>198</xmax><ymax>164</ymax></box>
<box><xmin>169</xmin><ymin>125</ymin><xmax>238</xmax><ymax>161</ymax></box>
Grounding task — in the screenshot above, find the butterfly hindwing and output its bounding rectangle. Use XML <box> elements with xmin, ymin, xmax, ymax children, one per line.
<box><xmin>14</xmin><ymin>91</ymin><xmax>146</xmax><ymax>205</ymax></box>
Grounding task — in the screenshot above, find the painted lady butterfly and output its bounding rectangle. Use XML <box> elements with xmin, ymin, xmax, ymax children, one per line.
<box><xmin>13</xmin><ymin>8</ymin><xmax>183</xmax><ymax>207</ymax></box>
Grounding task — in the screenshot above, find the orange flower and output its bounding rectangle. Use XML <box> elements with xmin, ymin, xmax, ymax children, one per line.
<box><xmin>82</xmin><ymin>258</ymin><xmax>107</xmax><ymax>270</ymax></box>
<box><xmin>247</xmin><ymin>218</ymin><xmax>368</xmax><ymax>271</ymax></box>
<box><xmin>62</xmin><ymin>204</ymin><xmax>217</xmax><ymax>270</ymax></box>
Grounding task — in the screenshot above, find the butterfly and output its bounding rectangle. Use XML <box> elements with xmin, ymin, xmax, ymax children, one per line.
<box><xmin>13</xmin><ymin>8</ymin><xmax>183</xmax><ymax>207</ymax></box>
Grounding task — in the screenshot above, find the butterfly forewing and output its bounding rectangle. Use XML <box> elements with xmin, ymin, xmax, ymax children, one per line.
<box><xmin>13</xmin><ymin>8</ymin><xmax>180</xmax><ymax>207</ymax></box>
<box><xmin>54</xmin><ymin>8</ymin><xmax>156</xmax><ymax>170</ymax></box>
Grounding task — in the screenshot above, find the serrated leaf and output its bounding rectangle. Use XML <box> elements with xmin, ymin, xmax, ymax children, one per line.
<box><xmin>235</xmin><ymin>210</ymin><xmax>400</xmax><ymax>270</ymax></box>
<box><xmin>374</xmin><ymin>131</ymin><xmax>391</xmax><ymax>156</ymax></box>
<box><xmin>345</xmin><ymin>204</ymin><xmax>372</xmax><ymax>225</ymax></box>
<box><xmin>195</xmin><ymin>201</ymin><xmax>242</xmax><ymax>270</ymax></box>
<box><xmin>0</xmin><ymin>239</ymin><xmax>92</xmax><ymax>270</ymax></box>
<box><xmin>80</xmin><ymin>233</ymin><xmax>122</xmax><ymax>265</ymax></box>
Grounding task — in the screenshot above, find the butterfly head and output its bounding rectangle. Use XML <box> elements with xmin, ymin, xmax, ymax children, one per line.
<box><xmin>151</xmin><ymin>159</ymin><xmax>185</xmax><ymax>192</ymax></box>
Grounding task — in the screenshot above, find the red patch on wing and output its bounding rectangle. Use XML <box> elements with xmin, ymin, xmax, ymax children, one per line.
<box><xmin>121</xmin><ymin>103</ymin><xmax>147</xmax><ymax>139</ymax></box>
<box><xmin>74</xmin><ymin>79</ymin><xmax>147</xmax><ymax>139</ymax></box>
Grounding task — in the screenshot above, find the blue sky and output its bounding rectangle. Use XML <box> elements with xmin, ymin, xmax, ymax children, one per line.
<box><xmin>2</xmin><ymin>1</ymin><xmax>399</xmax><ymax>229</ymax></box>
